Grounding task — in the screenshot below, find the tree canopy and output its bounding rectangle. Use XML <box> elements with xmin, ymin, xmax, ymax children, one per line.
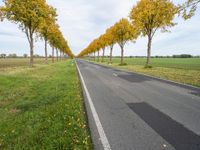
<box><xmin>130</xmin><ymin>0</ymin><xmax>177</xmax><ymax>38</ymax></box>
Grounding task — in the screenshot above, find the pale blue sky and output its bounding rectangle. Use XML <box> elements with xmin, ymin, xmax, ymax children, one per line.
<box><xmin>0</xmin><ymin>0</ymin><xmax>199</xmax><ymax>56</ymax></box>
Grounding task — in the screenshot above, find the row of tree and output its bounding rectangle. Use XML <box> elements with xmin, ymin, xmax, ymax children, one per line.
<box><xmin>0</xmin><ymin>0</ymin><xmax>73</xmax><ymax>67</ymax></box>
<box><xmin>77</xmin><ymin>0</ymin><xmax>199</xmax><ymax>67</ymax></box>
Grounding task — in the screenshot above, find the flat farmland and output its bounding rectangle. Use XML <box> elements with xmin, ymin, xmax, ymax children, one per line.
<box><xmin>89</xmin><ymin>57</ymin><xmax>200</xmax><ymax>87</ymax></box>
<box><xmin>0</xmin><ymin>58</ymin><xmax>47</xmax><ymax>68</ymax></box>
<box><xmin>102</xmin><ymin>57</ymin><xmax>200</xmax><ymax>70</ymax></box>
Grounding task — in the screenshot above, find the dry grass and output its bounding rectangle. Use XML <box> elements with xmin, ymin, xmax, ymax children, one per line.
<box><xmin>0</xmin><ymin>58</ymin><xmax>46</xmax><ymax>68</ymax></box>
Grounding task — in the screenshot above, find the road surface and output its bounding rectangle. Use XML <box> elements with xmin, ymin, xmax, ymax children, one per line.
<box><xmin>76</xmin><ymin>59</ymin><xmax>200</xmax><ymax>150</ymax></box>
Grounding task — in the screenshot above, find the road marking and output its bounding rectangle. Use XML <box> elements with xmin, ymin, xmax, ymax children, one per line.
<box><xmin>75</xmin><ymin>60</ymin><xmax>111</xmax><ymax>150</ymax></box>
<box><xmin>113</xmin><ymin>73</ymin><xmax>118</xmax><ymax>77</ymax></box>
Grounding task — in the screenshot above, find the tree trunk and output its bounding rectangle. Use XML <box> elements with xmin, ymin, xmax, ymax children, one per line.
<box><xmin>120</xmin><ymin>45</ymin><xmax>124</xmax><ymax>65</ymax></box>
<box><xmin>60</xmin><ymin>51</ymin><xmax>62</xmax><ymax>61</ymax></box>
<box><xmin>97</xmin><ymin>51</ymin><xmax>100</xmax><ymax>62</ymax></box>
<box><xmin>56</xmin><ymin>49</ymin><xmax>59</xmax><ymax>62</ymax></box>
<box><xmin>94</xmin><ymin>52</ymin><xmax>96</xmax><ymax>61</ymax></box>
<box><xmin>63</xmin><ymin>52</ymin><xmax>64</xmax><ymax>60</ymax></box>
<box><xmin>44</xmin><ymin>39</ymin><xmax>48</xmax><ymax>64</ymax></box>
<box><xmin>146</xmin><ymin>35</ymin><xmax>152</xmax><ymax>67</ymax></box>
<box><xmin>109</xmin><ymin>45</ymin><xmax>113</xmax><ymax>64</ymax></box>
<box><xmin>102</xmin><ymin>48</ymin><xmax>105</xmax><ymax>62</ymax></box>
<box><xmin>26</xmin><ymin>28</ymin><xmax>34</xmax><ymax>67</ymax></box>
<box><xmin>29</xmin><ymin>36</ymin><xmax>34</xmax><ymax>67</ymax></box>
<box><xmin>52</xmin><ymin>46</ymin><xmax>55</xmax><ymax>63</ymax></box>
<box><xmin>89</xmin><ymin>54</ymin><xmax>91</xmax><ymax>61</ymax></box>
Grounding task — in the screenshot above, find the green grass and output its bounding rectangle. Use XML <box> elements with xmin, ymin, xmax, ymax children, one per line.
<box><xmin>88</xmin><ymin>57</ymin><xmax>200</xmax><ymax>87</ymax></box>
<box><xmin>0</xmin><ymin>60</ymin><xmax>92</xmax><ymax>149</ymax></box>
<box><xmin>103</xmin><ymin>57</ymin><xmax>200</xmax><ymax>70</ymax></box>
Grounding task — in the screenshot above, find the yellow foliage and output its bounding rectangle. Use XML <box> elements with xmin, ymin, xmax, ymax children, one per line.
<box><xmin>130</xmin><ymin>0</ymin><xmax>178</xmax><ymax>37</ymax></box>
<box><xmin>112</xmin><ymin>18</ymin><xmax>139</xmax><ymax>47</ymax></box>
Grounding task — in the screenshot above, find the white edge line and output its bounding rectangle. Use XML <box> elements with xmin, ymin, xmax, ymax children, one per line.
<box><xmin>75</xmin><ymin>60</ymin><xmax>111</xmax><ymax>150</ymax></box>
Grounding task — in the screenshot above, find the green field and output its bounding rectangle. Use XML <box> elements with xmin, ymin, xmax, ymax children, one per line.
<box><xmin>89</xmin><ymin>57</ymin><xmax>200</xmax><ymax>87</ymax></box>
<box><xmin>0</xmin><ymin>60</ymin><xmax>92</xmax><ymax>149</ymax></box>
<box><xmin>102</xmin><ymin>57</ymin><xmax>200</xmax><ymax>70</ymax></box>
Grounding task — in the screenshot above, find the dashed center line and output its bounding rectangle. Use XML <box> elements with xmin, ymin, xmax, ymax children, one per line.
<box><xmin>113</xmin><ymin>73</ymin><xmax>118</xmax><ymax>77</ymax></box>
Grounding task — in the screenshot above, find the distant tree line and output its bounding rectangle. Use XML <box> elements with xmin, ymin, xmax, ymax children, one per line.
<box><xmin>172</xmin><ymin>54</ymin><xmax>193</xmax><ymax>58</ymax></box>
<box><xmin>134</xmin><ymin>55</ymin><xmax>200</xmax><ymax>58</ymax></box>
<box><xmin>131</xmin><ymin>55</ymin><xmax>198</xmax><ymax>58</ymax></box>
<box><xmin>84</xmin><ymin>55</ymin><xmax>200</xmax><ymax>59</ymax></box>
<box><xmin>0</xmin><ymin>53</ymin><xmax>18</xmax><ymax>58</ymax></box>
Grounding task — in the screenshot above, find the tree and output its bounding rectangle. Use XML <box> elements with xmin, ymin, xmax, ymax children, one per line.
<box><xmin>180</xmin><ymin>0</ymin><xmax>200</xmax><ymax>19</ymax></box>
<box><xmin>99</xmin><ymin>34</ymin><xmax>108</xmax><ymax>62</ymax></box>
<box><xmin>47</xmin><ymin>22</ymin><xmax>73</xmax><ymax>62</ymax></box>
<box><xmin>173</xmin><ymin>54</ymin><xmax>192</xmax><ymax>58</ymax></box>
<box><xmin>39</xmin><ymin>5</ymin><xmax>57</xmax><ymax>64</ymax></box>
<box><xmin>59</xmin><ymin>51</ymin><xmax>62</xmax><ymax>60</ymax></box>
<box><xmin>0</xmin><ymin>7</ymin><xmax>4</xmax><ymax>22</ymax></box>
<box><xmin>97</xmin><ymin>50</ymin><xmax>100</xmax><ymax>62</ymax></box>
<box><xmin>8</xmin><ymin>53</ymin><xmax>17</xmax><ymax>58</ymax></box>
<box><xmin>0</xmin><ymin>54</ymin><xmax>6</xmax><ymax>59</ymax></box>
<box><xmin>56</xmin><ymin>48</ymin><xmax>59</xmax><ymax>62</ymax></box>
<box><xmin>52</xmin><ymin>46</ymin><xmax>55</xmax><ymax>63</ymax></box>
<box><xmin>34</xmin><ymin>54</ymin><xmax>40</xmax><ymax>58</ymax></box>
<box><xmin>23</xmin><ymin>54</ymin><xmax>28</xmax><ymax>58</ymax></box>
<box><xmin>92</xmin><ymin>40</ymin><xmax>101</xmax><ymax>62</ymax></box>
<box><xmin>3</xmin><ymin>0</ymin><xmax>49</xmax><ymax>67</ymax></box>
<box><xmin>48</xmin><ymin>24</ymin><xmax>60</xmax><ymax>63</ymax></box>
<box><xmin>113</xmin><ymin>18</ymin><xmax>139</xmax><ymax>65</ymax></box>
<box><xmin>130</xmin><ymin>0</ymin><xmax>177</xmax><ymax>67</ymax></box>
<box><xmin>106</xmin><ymin>26</ymin><xmax>116</xmax><ymax>64</ymax></box>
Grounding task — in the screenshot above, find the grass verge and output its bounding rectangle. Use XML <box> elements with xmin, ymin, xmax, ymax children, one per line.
<box><xmin>0</xmin><ymin>60</ymin><xmax>92</xmax><ymax>149</ymax></box>
<box><xmin>87</xmin><ymin>58</ymin><xmax>200</xmax><ymax>87</ymax></box>
<box><xmin>100</xmin><ymin>57</ymin><xmax>200</xmax><ymax>70</ymax></box>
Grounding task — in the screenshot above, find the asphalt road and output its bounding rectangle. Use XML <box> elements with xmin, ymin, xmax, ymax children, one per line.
<box><xmin>76</xmin><ymin>59</ymin><xmax>200</xmax><ymax>150</ymax></box>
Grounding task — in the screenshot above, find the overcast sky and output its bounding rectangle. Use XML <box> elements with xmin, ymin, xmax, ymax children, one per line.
<box><xmin>0</xmin><ymin>0</ymin><xmax>199</xmax><ymax>56</ymax></box>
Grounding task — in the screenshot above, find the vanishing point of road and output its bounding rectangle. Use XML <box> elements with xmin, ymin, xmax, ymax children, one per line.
<box><xmin>76</xmin><ymin>59</ymin><xmax>200</xmax><ymax>150</ymax></box>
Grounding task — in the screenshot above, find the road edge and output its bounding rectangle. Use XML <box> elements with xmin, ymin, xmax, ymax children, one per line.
<box><xmin>75</xmin><ymin>59</ymin><xmax>111</xmax><ymax>150</ymax></box>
